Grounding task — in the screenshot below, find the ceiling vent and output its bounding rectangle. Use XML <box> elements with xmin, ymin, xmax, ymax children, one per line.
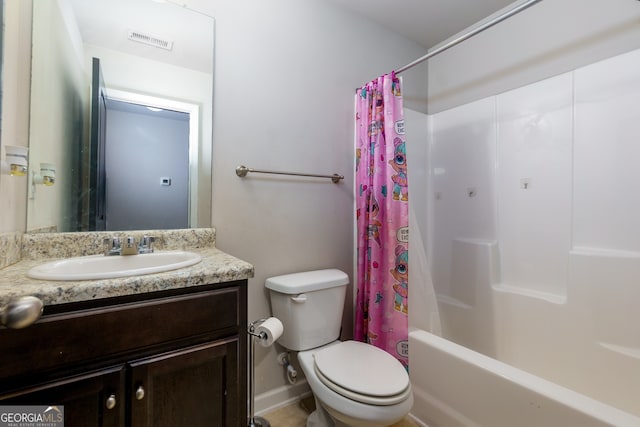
<box><xmin>127</xmin><ymin>29</ymin><xmax>173</xmax><ymax>51</ymax></box>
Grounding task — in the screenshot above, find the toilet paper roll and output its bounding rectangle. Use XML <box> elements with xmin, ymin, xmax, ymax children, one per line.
<box><xmin>255</xmin><ymin>317</ymin><xmax>284</xmax><ymax>347</ymax></box>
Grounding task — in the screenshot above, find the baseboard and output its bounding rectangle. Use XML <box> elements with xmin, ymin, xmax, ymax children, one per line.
<box><xmin>255</xmin><ymin>381</ymin><xmax>429</xmax><ymax>426</ymax></box>
<box><xmin>254</xmin><ymin>380</ymin><xmax>312</xmax><ymax>415</ymax></box>
<box><xmin>407</xmin><ymin>412</ymin><xmax>429</xmax><ymax>427</ymax></box>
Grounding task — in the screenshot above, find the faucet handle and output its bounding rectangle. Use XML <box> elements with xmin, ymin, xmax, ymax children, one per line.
<box><xmin>139</xmin><ymin>235</ymin><xmax>155</xmax><ymax>254</ymax></box>
<box><xmin>103</xmin><ymin>237</ymin><xmax>121</xmax><ymax>256</ymax></box>
<box><xmin>125</xmin><ymin>236</ymin><xmax>136</xmax><ymax>248</ymax></box>
<box><xmin>120</xmin><ymin>236</ymin><xmax>139</xmax><ymax>255</ymax></box>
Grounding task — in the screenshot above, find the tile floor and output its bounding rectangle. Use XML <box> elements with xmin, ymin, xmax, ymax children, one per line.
<box><xmin>262</xmin><ymin>397</ymin><xmax>421</xmax><ymax>427</ymax></box>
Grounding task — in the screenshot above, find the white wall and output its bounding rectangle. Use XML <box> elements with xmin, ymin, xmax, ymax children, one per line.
<box><xmin>27</xmin><ymin>0</ymin><xmax>87</xmax><ymax>232</ymax></box>
<box><xmin>0</xmin><ymin>0</ymin><xmax>31</xmax><ymax>233</ymax></box>
<box><xmin>428</xmin><ymin>0</ymin><xmax>640</xmax><ymax>113</ymax></box>
<box><xmin>201</xmin><ymin>0</ymin><xmax>428</xmax><ymax>405</ymax></box>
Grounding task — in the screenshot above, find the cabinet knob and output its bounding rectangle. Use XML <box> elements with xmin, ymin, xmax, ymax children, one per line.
<box><xmin>105</xmin><ymin>394</ymin><xmax>117</xmax><ymax>410</ymax></box>
<box><xmin>135</xmin><ymin>385</ymin><xmax>145</xmax><ymax>401</ymax></box>
<box><xmin>0</xmin><ymin>296</ymin><xmax>43</xmax><ymax>329</ymax></box>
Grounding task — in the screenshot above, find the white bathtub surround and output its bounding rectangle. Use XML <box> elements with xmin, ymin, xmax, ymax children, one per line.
<box><xmin>405</xmin><ymin>108</ymin><xmax>441</xmax><ymax>336</ymax></box>
<box><xmin>496</xmin><ymin>72</ymin><xmax>573</xmax><ymax>297</ymax></box>
<box><xmin>410</xmin><ymin>47</ymin><xmax>640</xmax><ymax>424</ymax></box>
<box><xmin>573</xmin><ymin>47</ymin><xmax>640</xmax><ymax>253</ymax></box>
<box><xmin>407</xmin><ymin>203</ymin><xmax>441</xmax><ymax>336</ymax></box>
<box><xmin>409</xmin><ymin>329</ymin><xmax>640</xmax><ymax>427</ymax></box>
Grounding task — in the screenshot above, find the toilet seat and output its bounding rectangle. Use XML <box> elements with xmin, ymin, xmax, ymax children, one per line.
<box><xmin>312</xmin><ymin>340</ymin><xmax>411</xmax><ymax>406</ymax></box>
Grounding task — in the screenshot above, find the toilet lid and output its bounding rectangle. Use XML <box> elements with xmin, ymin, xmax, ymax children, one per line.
<box><xmin>313</xmin><ymin>341</ymin><xmax>410</xmax><ymax>405</ymax></box>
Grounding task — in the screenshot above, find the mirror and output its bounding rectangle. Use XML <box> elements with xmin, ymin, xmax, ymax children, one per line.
<box><xmin>25</xmin><ymin>0</ymin><xmax>214</xmax><ymax>233</ymax></box>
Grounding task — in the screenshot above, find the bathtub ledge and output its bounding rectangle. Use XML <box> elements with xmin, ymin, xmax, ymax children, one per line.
<box><xmin>599</xmin><ymin>341</ymin><xmax>640</xmax><ymax>360</ymax></box>
<box><xmin>492</xmin><ymin>283</ymin><xmax>566</xmax><ymax>304</ymax></box>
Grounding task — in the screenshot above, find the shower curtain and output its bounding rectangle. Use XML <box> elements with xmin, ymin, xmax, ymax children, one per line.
<box><xmin>355</xmin><ymin>72</ymin><xmax>409</xmax><ymax>368</ymax></box>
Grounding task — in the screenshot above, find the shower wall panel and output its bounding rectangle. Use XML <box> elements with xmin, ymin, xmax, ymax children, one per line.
<box><xmin>496</xmin><ymin>73</ymin><xmax>573</xmax><ymax>297</ymax></box>
<box><xmin>404</xmin><ymin>109</ymin><xmax>430</xmax><ymax>249</ymax></box>
<box><xmin>573</xmin><ymin>48</ymin><xmax>640</xmax><ymax>254</ymax></box>
<box><xmin>425</xmin><ymin>48</ymin><xmax>640</xmax><ymax>414</ymax></box>
<box><xmin>429</xmin><ymin>98</ymin><xmax>497</xmax><ymax>299</ymax></box>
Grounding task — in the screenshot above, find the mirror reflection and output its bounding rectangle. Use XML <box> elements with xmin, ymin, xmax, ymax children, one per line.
<box><xmin>26</xmin><ymin>0</ymin><xmax>214</xmax><ymax>233</ymax></box>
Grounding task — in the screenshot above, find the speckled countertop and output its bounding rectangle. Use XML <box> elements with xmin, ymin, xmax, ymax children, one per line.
<box><xmin>0</xmin><ymin>228</ymin><xmax>254</xmax><ymax>307</ymax></box>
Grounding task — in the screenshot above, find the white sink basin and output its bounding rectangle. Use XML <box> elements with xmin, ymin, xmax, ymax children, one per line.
<box><xmin>27</xmin><ymin>251</ymin><xmax>202</xmax><ymax>281</ymax></box>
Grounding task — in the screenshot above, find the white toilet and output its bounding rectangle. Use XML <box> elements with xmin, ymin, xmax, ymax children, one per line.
<box><xmin>265</xmin><ymin>269</ymin><xmax>413</xmax><ymax>427</ymax></box>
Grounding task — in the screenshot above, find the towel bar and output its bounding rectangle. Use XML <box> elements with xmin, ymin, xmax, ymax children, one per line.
<box><xmin>235</xmin><ymin>165</ymin><xmax>343</xmax><ymax>184</ymax></box>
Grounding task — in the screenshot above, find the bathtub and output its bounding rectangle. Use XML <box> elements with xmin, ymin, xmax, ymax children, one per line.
<box><xmin>405</xmin><ymin>232</ymin><xmax>640</xmax><ymax>426</ymax></box>
<box><xmin>408</xmin><ymin>329</ymin><xmax>640</xmax><ymax>427</ymax></box>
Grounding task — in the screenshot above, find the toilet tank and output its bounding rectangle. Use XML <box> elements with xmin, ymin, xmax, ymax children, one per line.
<box><xmin>265</xmin><ymin>269</ymin><xmax>349</xmax><ymax>351</ymax></box>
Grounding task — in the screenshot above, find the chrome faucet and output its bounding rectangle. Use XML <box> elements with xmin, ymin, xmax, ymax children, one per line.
<box><xmin>138</xmin><ymin>235</ymin><xmax>155</xmax><ymax>254</ymax></box>
<box><xmin>103</xmin><ymin>235</ymin><xmax>155</xmax><ymax>256</ymax></box>
<box><xmin>103</xmin><ymin>237</ymin><xmax>121</xmax><ymax>256</ymax></box>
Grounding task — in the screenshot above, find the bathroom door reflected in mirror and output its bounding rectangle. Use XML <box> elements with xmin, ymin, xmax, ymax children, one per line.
<box><xmin>26</xmin><ymin>0</ymin><xmax>214</xmax><ymax>233</ymax></box>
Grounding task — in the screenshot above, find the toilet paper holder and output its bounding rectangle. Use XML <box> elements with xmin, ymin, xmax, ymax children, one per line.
<box><xmin>248</xmin><ymin>318</ymin><xmax>282</xmax><ymax>427</ymax></box>
<box><xmin>248</xmin><ymin>318</ymin><xmax>269</xmax><ymax>341</ymax></box>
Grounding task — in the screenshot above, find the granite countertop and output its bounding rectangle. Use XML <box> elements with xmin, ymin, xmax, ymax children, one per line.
<box><xmin>0</xmin><ymin>229</ymin><xmax>254</xmax><ymax>307</ymax></box>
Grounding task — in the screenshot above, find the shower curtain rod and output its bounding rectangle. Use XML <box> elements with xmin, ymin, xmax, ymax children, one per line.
<box><xmin>395</xmin><ymin>0</ymin><xmax>543</xmax><ymax>75</ymax></box>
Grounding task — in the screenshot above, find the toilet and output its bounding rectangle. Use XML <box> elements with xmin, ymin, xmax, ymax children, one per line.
<box><xmin>265</xmin><ymin>269</ymin><xmax>413</xmax><ymax>427</ymax></box>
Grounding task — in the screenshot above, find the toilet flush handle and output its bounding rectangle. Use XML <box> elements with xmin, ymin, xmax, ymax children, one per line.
<box><xmin>290</xmin><ymin>294</ymin><xmax>307</xmax><ymax>303</ymax></box>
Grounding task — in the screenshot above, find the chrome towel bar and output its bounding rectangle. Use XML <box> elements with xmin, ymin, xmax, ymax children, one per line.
<box><xmin>235</xmin><ymin>165</ymin><xmax>344</xmax><ymax>184</ymax></box>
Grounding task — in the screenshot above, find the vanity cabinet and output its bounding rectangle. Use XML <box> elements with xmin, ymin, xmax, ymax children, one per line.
<box><xmin>0</xmin><ymin>281</ymin><xmax>247</xmax><ymax>427</ymax></box>
<box><xmin>1</xmin><ymin>366</ymin><xmax>126</xmax><ymax>426</ymax></box>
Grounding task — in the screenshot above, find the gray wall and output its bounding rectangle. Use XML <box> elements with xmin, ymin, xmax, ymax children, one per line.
<box><xmin>105</xmin><ymin>105</ymin><xmax>189</xmax><ymax>230</ymax></box>
<box><xmin>203</xmin><ymin>0</ymin><xmax>429</xmax><ymax>408</ymax></box>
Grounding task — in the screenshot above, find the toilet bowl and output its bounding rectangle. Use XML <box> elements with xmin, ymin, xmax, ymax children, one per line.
<box><xmin>298</xmin><ymin>340</ymin><xmax>413</xmax><ymax>427</ymax></box>
<box><xmin>265</xmin><ymin>269</ymin><xmax>414</xmax><ymax>427</ymax></box>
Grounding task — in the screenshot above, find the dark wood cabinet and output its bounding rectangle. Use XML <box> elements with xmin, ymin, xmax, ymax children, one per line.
<box><xmin>2</xmin><ymin>366</ymin><xmax>125</xmax><ymax>427</ymax></box>
<box><xmin>0</xmin><ymin>281</ymin><xmax>247</xmax><ymax>427</ymax></box>
<box><xmin>130</xmin><ymin>339</ymin><xmax>239</xmax><ymax>427</ymax></box>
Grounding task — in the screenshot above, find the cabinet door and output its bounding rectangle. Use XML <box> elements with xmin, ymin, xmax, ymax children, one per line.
<box><xmin>129</xmin><ymin>338</ymin><xmax>240</xmax><ymax>427</ymax></box>
<box><xmin>0</xmin><ymin>366</ymin><xmax>125</xmax><ymax>427</ymax></box>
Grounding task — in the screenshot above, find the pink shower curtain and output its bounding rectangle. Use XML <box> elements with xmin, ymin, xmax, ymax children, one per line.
<box><xmin>355</xmin><ymin>72</ymin><xmax>409</xmax><ymax>368</ymax></box>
